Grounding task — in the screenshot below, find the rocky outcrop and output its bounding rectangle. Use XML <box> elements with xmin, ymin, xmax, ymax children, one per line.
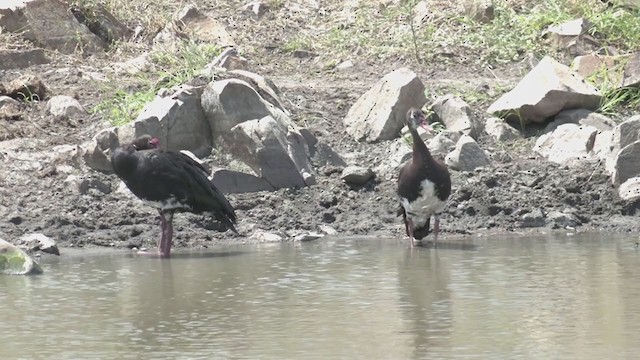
<box><xmin>606</xmin><ymin>115</ymin><xmax>640</xmax><ymax>176</ymax></box>
<box><xmin>0</xmin><ymin>238</ymin><xmax>43</xmax><ymax>275</ymax></box>
<box><xmin>487</xmin><ymin>56</ymin><xmax>601</xmax><ymax>123</ymax></box>
<box><xmin>343</xmin><ymin>68</ymin><xmax>426</xmax><ymax>142</ymax></box>
<box><xmin>612</xmin><ymin>140</ymin><xmax>640</xmax><ymax>185</ymax></box>
<box><xmin>17</xmin><ymin>233</ymin><xmax>60</xmax><ymax>256</ymax></box>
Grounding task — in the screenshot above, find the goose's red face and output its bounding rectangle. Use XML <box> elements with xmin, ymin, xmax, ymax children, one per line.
<box><xmin>407</xmin><ymin>108</ymin><xmax>430</xmax><ymax>131</ymax></box>
<box><xmin>132</xmin><ymin>136</ymin><xmax>160</xmax><ymax>151</ymax></box>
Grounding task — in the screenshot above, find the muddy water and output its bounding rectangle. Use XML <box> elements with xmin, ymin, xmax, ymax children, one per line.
<box><xmin>2</xmin><ymin>233</ymin><xmax>640</xmax><ymax>359</ymax></box>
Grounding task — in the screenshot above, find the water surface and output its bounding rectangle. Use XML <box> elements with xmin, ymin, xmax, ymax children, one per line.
<box><xmin>2</xmin><ymin>233</ymin><xmax>640</xmax><ymax>359</ymax></box>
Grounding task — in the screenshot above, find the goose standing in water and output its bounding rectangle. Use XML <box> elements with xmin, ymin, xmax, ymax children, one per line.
<box><xmin>397</xmin><ymin>108</ymin><xmax>451</xmax><ymax>247</ymax></box>
<box><xmin>111</xmin><ymin>135</ymin><xmax>238</xmax><ymax>257</ymax></box>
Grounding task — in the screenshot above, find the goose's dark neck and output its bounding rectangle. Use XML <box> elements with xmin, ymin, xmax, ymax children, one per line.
<box><xmin>409</xmin><ymin>125</ymin><xmax>432</xmax><ymax>163</ymax></box>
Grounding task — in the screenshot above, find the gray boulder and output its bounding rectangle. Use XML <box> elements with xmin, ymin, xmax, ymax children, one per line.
<box><xmin>619</xmin><ymin>177</ymin><xmax>640</xmax><ymax>201</ymax></box>
<box><xmin>341</xmin><ymin>166</ymin><xmax>374</xmax><ymax>185</ymax></box>
<box><xmin>484</xmin><ymin>117</ymin><xmax>521</xmax><ymax>141</ymax></box>
<box><xmin>572</xmin><ymin>52</ymin><xmax>640</xmax><ymax>89</ymax></box>
<box><xmin>228</xmin><ymin>70</ymin><xmax>289</xmax><ymax>115</ymax></box>
<box><xmin>210</xmin><ymin>167</ymin><xmax>275</xmax><ymax>193</ymax></box>
<box><xmin>18</xmin><ymin>233</ymin><xmax>60</xmax><ymax>256</ymax></box>
<box><xmin>343</xmin><ymin>68</ymin><xmax>426</xmax><ymax>142</ymax></box>
<box><xmin>134</xmin><ymin>86</ymin><xmax>212</xmax><ymax>158</ymax></box>
<box><xmin>445</xmin><ymin>134</ymin><xmax>490</xmax><ymax>171</ymax></box>
<box><xmin>533</xmin><ymin>123</ymin><xmax>598</xmax><ymax>164</ymax></box>
<box><xmin>546</xmin><ymin>109</ymin><xmax>615</xmax><ymax>133</ymax></box>
<box><xmin>612</xmin><ymin>140</ymin><xmax>640</xmax><ymax>185</ymax></box>
<box><xmin>606</xmin><ymin>115</ymin><xmax>640</xmax><ymax>174</ymax></box>
<box><xmin>487</xmin><ymin>56</ymin><xmax>601</xmax><ymax>123</ymax></box>
<box><xmin>226</xmin><ymin>115</ymin><xmax>315</xmax><ymax>189</ymax></box>
<box><xmin>0</xmin><ymin>0</ymin><xmax>106</xmax><ymax>54</ymax></box>
<box><xmin>427</xmin><ymin>130</ymin><xmax>460</xmax><ymax>157</ymax></box>
<box><xmin>0</xmin><ymin>238</ymin><xmax>43</xmax><ymax>275</ymax></box>
<box><xmin>430</xmin><ymin>94</ymin><xmax>482</xmax><ymax>138</ymax></box>
<box><xmin>82</xmin><ymin>127</ymin><xmax>121</xmax><ymax>172</ymax></box>
<box><xmin>0</xmin><ymin>48</ymin><xmax>48</xmax><ymax>70</ymax></box>
<box><xmin>46</xmin><ymin>95</ymin><xmax>86</xmax><ymax>118</ymax></box>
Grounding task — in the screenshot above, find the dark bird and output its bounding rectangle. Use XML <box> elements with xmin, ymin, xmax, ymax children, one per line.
<box><xmin>111</xmin><ymin>135</ymin><xmax>238</xmax><ymax>257</ymax></box>
<box><xmin>397</xmin><ymin>108</ymin><xmax>452</xmax><ymax>247</ymax></box>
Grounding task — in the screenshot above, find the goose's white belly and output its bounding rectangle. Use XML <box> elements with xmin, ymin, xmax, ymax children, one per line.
<box><xmin>400</xmin><ymin>179</ymin><xmax>446</xmax><ymax>227</ymax></box>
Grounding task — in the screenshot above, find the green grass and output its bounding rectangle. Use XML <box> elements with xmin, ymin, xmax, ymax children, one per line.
<box><xmin>93</xmin><ymin>41</ymin><xmax>220</xmax><ymax>126</ymax></box>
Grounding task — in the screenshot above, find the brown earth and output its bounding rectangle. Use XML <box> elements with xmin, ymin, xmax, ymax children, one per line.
<box><xmin>1</xmin><ymin>0</ymin><xmax>639</xmax><ymax>252</ymax></box>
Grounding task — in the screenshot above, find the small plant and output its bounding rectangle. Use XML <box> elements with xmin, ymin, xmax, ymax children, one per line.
<box><xmin>281</xmin><ymin>34</ymin><xmax>314</xmax><ymax>53</ymax></box>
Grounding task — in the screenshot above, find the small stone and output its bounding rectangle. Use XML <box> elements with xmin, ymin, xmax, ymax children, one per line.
<box><xmin>521</xmin><ymin>209</ymin><xmax>546</xmax><ymax>228</ymax></box>
<box><xmin>241</xmin><ymin>1</ymin><xmax>268</xmax><ymax>19</ymax></box>
<box><xmin>341</xmin><ymin>166</ymin><xmax>374</xmax><ymax>185</ymax></box>
<box><xmin>293</xmin><ymin>50</ymin><xmax>316</xmax><ymax>58</ymax></box>
<box><xmin>253</xmin><ymin>230</ymin><xmax>284</xmax><ymax>242</ymax></box>
<box><xmin>295</xmin><ymin>232</ymin><xmax>324</xmax><ymax>242</ymax></box>
<box><xmin>46</xmin><ymin>95</ymin><xmax>86</xmax><ymax>118</ymax></box>
<box><xmin>336</xmin><ymin>60</ymin><xmax>354</xmax><ymax>70</ymax></box>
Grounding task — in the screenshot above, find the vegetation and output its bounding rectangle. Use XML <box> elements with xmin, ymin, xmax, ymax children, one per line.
<box><xmin>93</xmin><ymin>41</ymin><xmax>220</xmax><ymax>126</ymax></box>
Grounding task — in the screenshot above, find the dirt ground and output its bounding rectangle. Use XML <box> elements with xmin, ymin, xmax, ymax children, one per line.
<box><xmin>1</xmin><ymin>0</ymin><xmax>639</xmax><ymax>252</ymax></box>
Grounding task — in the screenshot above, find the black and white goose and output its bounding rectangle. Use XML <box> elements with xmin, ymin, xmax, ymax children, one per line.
<box><xmin>397</xmin><ymin>108</ymin><xmax>451</xmax><ymax>247</ymax></box>
<box><xmin>111</xmin><ymin>135</ymin><xmax>238</xmax><ymax>257</ymax></box>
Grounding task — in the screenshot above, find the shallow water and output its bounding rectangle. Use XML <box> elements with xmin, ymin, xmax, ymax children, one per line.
<box><xmin>2</xmin><ymin>233</ymin><xmax>640</xmax><ymax>359</ymax></box>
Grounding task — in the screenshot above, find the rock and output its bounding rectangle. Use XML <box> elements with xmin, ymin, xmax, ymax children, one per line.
<box><xmin>343</xmin><ymin>68</ymin><xmax>426</xmax><ymax>142</ymax></box>
<box><xmin>0</xmin><ymin>238</ymin><xmax>43</xmax><ymax>275</ymax></box>
<box><xmin>174</xmin><ymin>5</ymin><xmax>235</xmax><ymax>47</ymax></box>
<box><xmin>445</xmin><ymin>135</ymin><xmax>490</xmax><ymax>171</ymax></box>
<box><xmin>430</xmin><ymin>94</ymin><xmax>482</xmax><ymax>138</ymax></box>
<box><xmin>572</xmin><ymin>51</ymin><xmax>640</xmax><ymax>88</ymax></box>
<box><xmin>0</xmin><ymin>95</ymin><xmax>24</xmax><ymax>119</ymax></box>
<box><xmin>18</xmin><ymin>233</ymin><xmax>59</xmax><ymax>256</ymax></box>
<box><xmin>228</xmin><ymin>70</ymin><xmax>289</xmax><ymax>115</ymax></box>
<box><xmin>336</xmin><ymin>60</ymin><xmax>354</xmax><ymax>70</ymax></box>
<box><xmin>226</xmin><ymin>115</ymin><xmax>316</xmax><ymax>189</ymax></box>
<box><xmin>210</xmin><ymin>167</ymin><xmax>275</xmax><ymax>193</ymax></box>
<box><xmin>612</xmin><ymin>140</ymin><xmax>640</xmax><ymax>185</ymax></box>
<box><xmin>427</xmin><ymin>130</ymin><xmax>460</xmax><ymax>157</ymax></box>
<box><xmin>5</xmin><ymin>74</ymin><xmax>47</xmax><ymax>101</ymax></box>
<box><xmin>412</xmin><ymin>0</ymin><xmax>430</xmax><ymax>24</ymax></box>
<box><xmin>242</xmin><ymin>1</ymin><xmax>268</xmax><ymax>19</ymax></box>
<box><xmin>82</xmin><ymin>126</ymin><xmax>121</xmax><ymax>172</ymax></box>
<box><xmin>546</xmin><ymin>109</ymin><xmax>616</xmax><ymax>133</ymax></box>
<box><xmin>295</xmin><ymin>232</ymin><xmax>324</xmax><ymax>242</ymax></box>
<box><xmin>70</xmin><ymin>2</ymin><xmax>132</xmax><ymax>44</ymax></box>
<box><xmin>341</xmin><ymin>166</ymin><xmax>374</xmax><ymax>185</ymax></box>
<box><xmin>65</xmin><ymin>175</ymin><xmax>112</xmax><ymax>195</ymax></box>
<box><xmin>606</xmin><ymin>115</ymin><xmax>640</xmax><ymax>174</ymax></box>
<box><xmin>112</xmin><ymin>53</ymin><xmax>152</xmax><ymax>75</ymax></box>
<box><xmin>534</xmin><ymin>123</ymin><xmax>598</xmax><ymax>164</ymax></box>
<box><xmin>0</xmin><ymin>0</ymin><xmax>106</xmax><ymax>54</ymax></box>
<box><xmin>318</xmin><ymin>224</ymin><xmax>338</xmax><ymax>235</ymax></box>
<box><xmin>484</xmin><ymin>117</ymin><xmax>521</xmax><ymax>141</ymax></box>
<box><xmin>592</xmin><ymin>130</ymin><xmax>614</xmax><ymax>160</ymax></box>
<box><xmin>547</xmin><ymin>211</ymin><xmax>578</xmax><ymax>229</ymax></box>
<box><xmin>293</xmin><ymin>50</ymin><xmax>316</xmax><ymax>58</ymax></box>
<box><xmin>312</xmin><ymin>142</ymin><xmax>347</xmax><ymax>167</ymax></box>
<box><xmin>544</xmin><ymin>18</ymin><xmax>593</xmax><ymax>46</ymax></box>
<box><xmin>619</xmin><ymin>177</ymin><xmax>640</xmax><ymax>201</ymax></box>
<box><xmin>202</xmin><ymin>47</ymin><xmax>248</xmax><ymax>73</ymax></box>
<box><xmin>134</xmin><ymin>86</ymin><xmax>212</xmax><ymax>158</ymax></box>
<box><xmin>463</xmin><ymin>0</ymin><xmax>494</xmax><ymax>23</ymax></box>
<box><xmin>202</xmin><ymin>78</ymin><xmax>289</xmax><ymax>136</ymax></box>
<box><xmin>46</xmin><ymin>95</ymin><xmax>85</xmax><ymax>118</ymax></box>
<box><xmin>487</xmin><ymin>56</ymin><xmax>601</xmax><ymax>124</ymax></box>
<box><xmin>253</xmin><ymin>230</ymin><xmax>283</xmax><ymax>242</ymax></box>
<box><xmin>521</xmin><ymin>209</ymin><xmax>546</xmax><ymax>228</ymax></box>
<box><xmin>0</xmin><ymin>48</ymin><xmax>48</xmax><ymax>70</ymax></box>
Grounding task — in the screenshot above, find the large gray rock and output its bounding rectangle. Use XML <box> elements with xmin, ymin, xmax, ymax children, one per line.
<box><xmin>533</xmin><ymin>123</ymin><xmax>598</xmax><ymax>164</ymax></box>
<box><xmin>619</xmin><ymin>177</ymin><xmax>640</xmax><ymax>201</ymax></box>
<box><xmin>431</xmin><ymin>94</ymin><xmax>482</xmax><ymax>138</ymax></box>
<box><xmin>228</xmin><ymin>70</ymin><xmax>289</xmax><ymax>115</ymax></box>
<box><xmin>82</xmin><ymin>126</ymin><xmax>121</xmax><ymax>172</ymax></box>
<box><xmin>0</xmin><ymin>0</ymin><xmax>106</xmax><ymax>54</ymax></box>
<box><xmin>445</xmin><ymin>135</ymin><xmax>490</xmax><ymax>171</ymax></box>
<box><xmin>592</xmin><ymin>130</ymin><xmax>614</xmax><ymax>161</ymax></box>
<box><xmin>226</xmin><ymin>115</ymin><xmax>315</xmax><ymax>189</ymax></box>
<box><xmin>134</xmin><ymin>86</ymin><xmax>212</xmax><ymax>158</ymax></box>
<box><xmin>202</xmin><ymin>78</ymin><xmax>289</xmax><ymax>136</ymax></box>
<box><xmin>484</xmin><ymin>117</ymin><xmax>521</xmax><ymax>141</ymax></box>
<box><xmin>18</xmin><ymin>233</ymin><xmax>59</xmax><ymax>256</ymax></box>
<box><xmin>0</xmin><ymin>238</ymin><xmax>43</xmax><ymax>275</ymax></box>
<box><xmin>612</xmin><ymin>140</ymin><xmax>640</xmax><ymax>185</ymax></box>
<box><xmin>210</xmin><ymin>167</ymin><xmax>275</xmax><ymax>193</ymax></box>
<box><xmin>427</xmin><ymin>130</ymin><xmax>460</xmax><ymax>157</ymax></box>
<box><xmin>546</xmin><ymin>109</ymin><xmax>615</xmax><ymax>133</ymax></box>
<box><xmin>343</xmin><ymin>68</ymin><xmax>426</xmax><ymax>142</ymax></box>
<box><xmin>606</xmin><ymin>115</ymin><xmax>640</xmax><ymax>174</ymax></box>
<box><xmin>70</xmin><ymin>2</ymin><xmax>132</xmax><ymax>44</ymax></box>
<box><xmin>487</xmin><ymin>56</ymin><xmax>601</xmax><ymax>123</ymax></box>
<box><xmin>46</xmin><ymin>95</ymin><xmax>86</xmax><ymax>118</ymax></box>
<box><xmin>0</xmin><ymin>48</ymin><xmax>48</xmax><ymax>70</ymax></box>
